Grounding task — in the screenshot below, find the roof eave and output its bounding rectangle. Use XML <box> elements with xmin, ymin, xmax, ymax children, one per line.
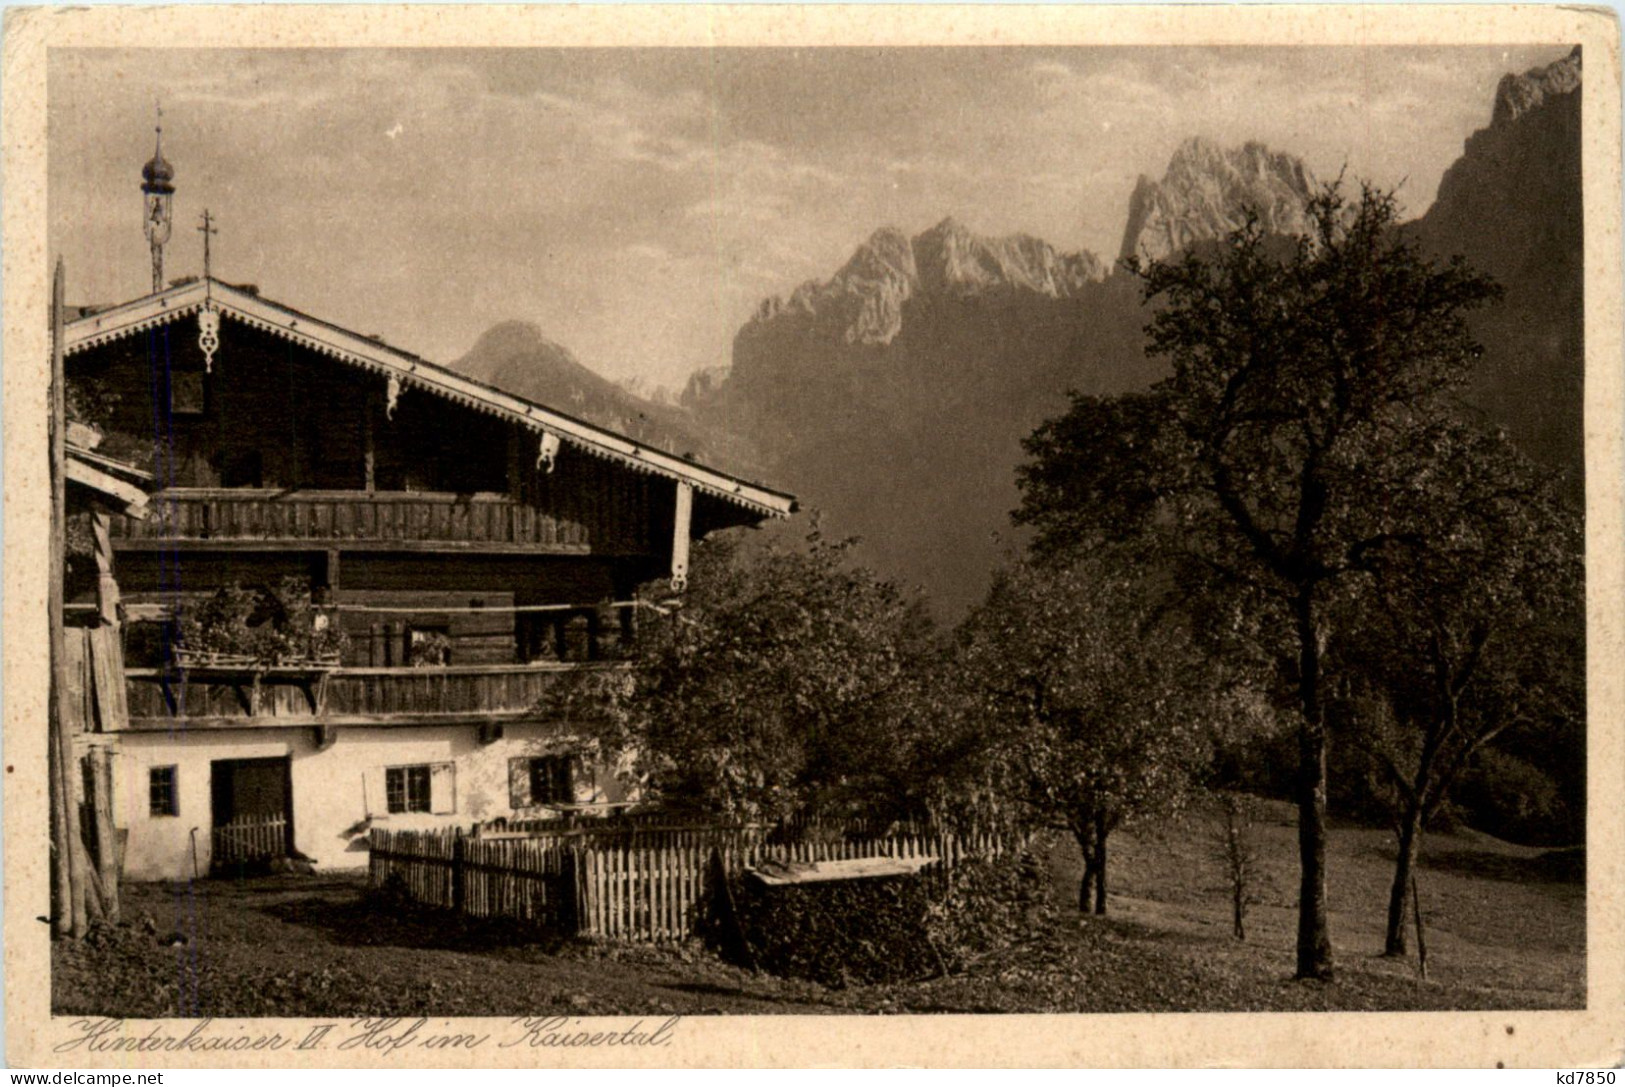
<box><xmin>62</xmin><ymin>278</ymin><xmax>796</xmax><ymax>519</ymax></box>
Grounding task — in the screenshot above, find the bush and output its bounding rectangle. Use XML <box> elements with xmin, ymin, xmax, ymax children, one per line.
<box><xmin>1209</xmin><ymin>725</ymin><xmax>1297</xmax><ymax>803</ymax></box>
<box><xmin>1450</xmin><ymin>750</ymin><xmax>1571</xmax><ymax>846</ymax></box>
<box><xmin>924</xmin><ymin>851</ymin><xmax>1053</xmax><ymax>970</ymax></box>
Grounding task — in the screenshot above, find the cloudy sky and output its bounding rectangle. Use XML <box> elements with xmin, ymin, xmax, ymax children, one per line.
<box><xmin>49</xmin><ymin>45</ymin><xmax>1570</xmax><ymax>393</ymax></box>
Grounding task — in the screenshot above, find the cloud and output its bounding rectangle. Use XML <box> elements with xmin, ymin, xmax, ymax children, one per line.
<box><xmin>49</xmin><ymin>45</ymin><xmax>1573</xmax><ymax>391</ymax></box>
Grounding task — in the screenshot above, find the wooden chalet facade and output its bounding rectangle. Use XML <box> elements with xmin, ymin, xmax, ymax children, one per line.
<box><xmin>62</xmin><ymin>277</ymin><xmax>795</xmax><ymax>880</ymax></box>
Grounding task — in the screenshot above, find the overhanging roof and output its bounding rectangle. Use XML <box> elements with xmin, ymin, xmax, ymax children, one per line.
<box><xmin>66</xmin><ymin>443</ymin><xmax>151</xmax><ymax>517</ymax></box>
<box><xmin>64</xmin><ymin>278</ymin><xmax>797</xmax><ymax>519</ymax></box>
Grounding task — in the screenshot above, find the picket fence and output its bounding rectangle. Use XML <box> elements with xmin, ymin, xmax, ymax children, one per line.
<box><xmin>212</xmin><ymin>813</ymin><xmax>289</xmax><ymax>867</ymax></box>
<box><xmin>369</xmin><ymin>822</ymin><xmax>1015</xmax><ymax>942</ymax></box>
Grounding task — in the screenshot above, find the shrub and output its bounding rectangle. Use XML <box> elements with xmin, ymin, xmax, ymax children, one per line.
<box><xmin>1210</xmin><ymin>793</ymin><xmax>1263</xmax><ymax>941</ymax></box>
<box><xmin>924</xmin><ymin>851</ymin><xmax>1053</xmax><ymax>970</ymax></box>
<box><xmin>1450</xmin><ymin>750</ymin><xmax>1570</xmax><ymax>846</ymax></box>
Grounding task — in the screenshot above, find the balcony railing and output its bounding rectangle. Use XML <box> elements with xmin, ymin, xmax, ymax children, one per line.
<box><xmin>106</xmin><ymin>487</ymin><xmax>649</xmax><ymax>554</ymax></box>
<box><xmin>121</xmin><ymin>660</ymin><xmax>627</xmax><ymax>730</ymax></box>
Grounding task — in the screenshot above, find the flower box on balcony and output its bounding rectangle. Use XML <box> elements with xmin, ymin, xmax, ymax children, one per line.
<box><xmin>274</xmin><ymin>652</ymin><xmax>343</xmax><ymax>671</ymax></box>
<box><xmin>172</xmin><ymin>647</ymin><xmax>260</xmax><ymax>669</ymax></box>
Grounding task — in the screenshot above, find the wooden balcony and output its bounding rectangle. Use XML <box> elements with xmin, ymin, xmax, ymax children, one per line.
<box><xmin>121</xmin><ymin>660</ymin><xmax>627</xmax><ymax>731</ymax></box>
<box><xmin>106</xmin><ymin>486</ymin><xmax>651</xmax><ymax>554</ymax></box>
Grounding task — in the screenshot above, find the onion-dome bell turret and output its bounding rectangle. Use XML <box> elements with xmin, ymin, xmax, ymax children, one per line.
<box><xmin>141</xmin><ymin>130</ymin><xmax>174</xmax><ymax>195</ymax></box>
<box><xmin>142</xmin><ymin>117</ymin><xmax>174</xmax><ymax>291</ymax></box>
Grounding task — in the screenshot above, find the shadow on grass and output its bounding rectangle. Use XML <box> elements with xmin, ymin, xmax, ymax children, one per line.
<box><xmin>1423</xmin><ymin>846</ymin><xmax>1584</xmax><ymax>885</ymax></box>
<box><xmin>653</xmin><ymin>980</ymin><xmax>837</xmax><ymax>1008</ymax></box>
<box><xmin>261</xmin><ymin>889</ymin><xmax>575</xmax><ymax>956</ymax></box>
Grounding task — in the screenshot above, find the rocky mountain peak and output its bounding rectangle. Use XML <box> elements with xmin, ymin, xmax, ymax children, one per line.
<box><xmin>1118</xmin><ymin>138</ymin><xmax>1317</xmax><ymax>264</ymax></box>
<box><xmin>1417</xmin><ymin>45</ymin><xmax>1583</xmax><ymax>495</ymax></box>
<box><xmin>743</xmin><ymin>219</ymin><xmax>1105</xmax><ymax>349</ymax></box>
<box><xmin>850</xmin><ymin>225</ymin><xmax>918</xmax><ymax>280</ymax></box>
<box><xmin>913</xmin><ymin>216</ymin><xmax>1104</xmax><ymax>298</ymax></box>
<box><xmin>1492</xmin><ymin>46</ymin><xmax>1582</xmax><ymax>129</ymax></box>
<box><xmin>454</xmin><ymin>320</ymin><xmax>582</xmax><ymax>385</ymax></box>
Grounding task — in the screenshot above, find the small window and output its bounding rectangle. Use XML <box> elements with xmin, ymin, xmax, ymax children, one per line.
<box><xmin>149</xmin><ymin>766</ymin><xmax>179</xmax><ymax>817</ymax></box>
<box><xmin>170</xmin><ymin>371</ymin><xmax>207</xmax><ymax>415</ymax></box>
<box><xmin>407</xmin><ymin>625</ymin><xmax>452</xmax><ymax>667</ymax></box>
<box><xmin>385</xmin><ymin>763</ymin><xmax>454</xmax><ymax>814</ymax></box>
<box><xmin>509</xmin><ymin>755</ymin><xmax>576</xmax><ymax>808</ymax></box>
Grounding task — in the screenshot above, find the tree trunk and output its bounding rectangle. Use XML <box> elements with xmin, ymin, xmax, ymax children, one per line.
<box><xmin>1294</xmin><ymin>588</ymin><xmax>1334</xmax><ymax>980</ymax></box>
<box><xmin>1384</xmin><ymin>807</ymin><xmax>1424</xmax><ymax>956</ymax></box>
<box><xmin>1093</xmin><ymin>814</ymin><xmax>1109</xmax><ymax>915</ymax></box>
<box><xmin>1075</xmin><ymin>827</ymin><xmax>1097</xmax><ymax>913</ymax></box>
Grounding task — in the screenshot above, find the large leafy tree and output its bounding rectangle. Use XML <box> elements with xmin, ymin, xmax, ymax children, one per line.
<box><xmin>1017</xmin><ymin>185</ymin><xmax>1501</xmax><ymax>978</ymax></box>
<box><xmin>1332</xmin><ymin>421</ymin><xmax>1583</xmax><ymax>955</ymax></box>
<box><xmin>955</xmin><ymin>557</ymin><xmax>1259</xmax><ymax>914</ymax></box>
<box><xmin>546</xmin><ymin>527</ymin><xmax>947</xmax><ymax>825</ymax></box>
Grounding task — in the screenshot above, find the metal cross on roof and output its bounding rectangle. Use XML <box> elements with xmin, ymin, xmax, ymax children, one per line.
<box><xmin>198</xmin><ymin>209</ymin><xmax>217</xmax><ymax>279</ymax></box>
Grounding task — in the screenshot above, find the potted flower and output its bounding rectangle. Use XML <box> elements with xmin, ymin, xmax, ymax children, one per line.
<box><xmin>408</xmin><ymin>630</ymin><xmax>452</xmax><ymax>667</ymax></box>
<box><xmin>174</xmin><ymin>585</ymin><xmax>264</xmax><ymax>668</ymax></box>
<box><xmin>173</xmin><ymin>578</ymin><xmax>347</xmax><ymax>669</ymax></box>
<box><xmin>267</xmin><ymin>576</ymin><xmax>346</xmax><ymax>668</ymax></box>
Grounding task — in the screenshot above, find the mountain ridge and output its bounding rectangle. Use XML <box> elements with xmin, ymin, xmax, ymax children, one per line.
<box><xmin>1119</xmin><ymin>138</ymin><xmax>1317</xmax><ymax>264</ymax></box>
<box><xmin>446</xmin><ymin>319</ymin><xmax>763</xmax><ymax>478</ymax></box>
<box><xmin>454</xmin><ymin>48</ymin><xmax>1582</xmax><ymax>611</ymax></box>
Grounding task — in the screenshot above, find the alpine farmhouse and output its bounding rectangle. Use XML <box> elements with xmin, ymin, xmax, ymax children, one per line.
<box><xmin>58</xmin><ymin>133</ymin><xmax>796</xmax><ymax>882</ymax></box>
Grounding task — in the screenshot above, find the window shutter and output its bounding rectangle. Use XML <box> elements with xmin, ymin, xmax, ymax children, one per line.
<box><xmin>554</xmin><ymin>757</ymin><xmax>574</xmax><ymax>804</ymax></box>
<box><xmin>366</xmin><ymin>767</ymin><xmax>388</xmax><ymax>817</ymax></box>
<box><xmin>384</xmin><ymin>767</ymin><xmax>406</xmax><ymax>814</ymax></box>
<box><xmin>508</xmin><ymin>757</ymin><xmax>530</xmax><ymax>810</ymax></box>
<box><xmin>429</xmin><ymin>762</ymin><xmax>456</xmax><ymax>814</ymax></box>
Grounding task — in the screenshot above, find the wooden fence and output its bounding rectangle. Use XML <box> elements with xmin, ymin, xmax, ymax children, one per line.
<box><xmin>212</xmin><ymin>813</ymin><xmax>288</xmax><ymax>867</ymax></box>
<box><xmin>369</xmin><ymin>821</ymin><xmax>1016</xmax><ymax>943</ymax></box>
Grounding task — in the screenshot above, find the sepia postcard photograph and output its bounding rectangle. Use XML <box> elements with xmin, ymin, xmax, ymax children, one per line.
<box><xmin>2</xmin><ymin>3</ymin><xmax>1621</xmax><ymax>1070</ymax></box>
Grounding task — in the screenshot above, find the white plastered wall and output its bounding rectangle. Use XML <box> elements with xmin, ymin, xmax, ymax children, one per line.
<box><xmin>112</xmin><ymin>722</ymin><xmax>634</xmax><ymax>880</ymax></box>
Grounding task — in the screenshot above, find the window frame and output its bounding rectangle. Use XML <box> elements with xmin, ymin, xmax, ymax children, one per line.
<box><xmin>385</xmin><ymin>764</ymin><xmax>430</xmax><ymax>813</ymax></box>
<box><xmin>384</xmin><ymin>762</ymin><xmax>454</xmax><ymax>815</ymax></box>
<box><xmin>513</xmin><ymin>754</ymin><xmax>576</xmax><ymax>807</ymax></box>
<box><xmin>169</xmin><ymin>369</ymin><xmax>208</xmax><ymax>416</ymax></box>
<box><xmin>148</xmin><ymin>765</ymin><xmax>179</xmax><ymax>818</ymax></box>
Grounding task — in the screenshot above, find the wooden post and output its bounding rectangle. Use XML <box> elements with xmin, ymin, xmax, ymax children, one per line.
<box><xmin>49</xmin><ymin>260</ymin><xmax>89</xmax><ymax>937</ymax></box>
<box><xmin>90</xmin><ymin>504</ymin><xmax>120</xmax><ymax>626</ymax></box>
<box><xmin>89</xmin><ymin>746</ymin><xmax>120</xmax><ymax>923</ymax></box>
<box><xmin>362</xmin><ymin>392</ymin><xmax>376</xmax><ymax>493</ymax></box>
<box><xmin>618</xmin><ymin>595</ymin><xmax>636</xmax><ymax>651</ymax></box>
<box><xmin>285</xmin><ymin>341</ymin><xmax>301</xmax><ymax>488</ymax></box>
<box><xmin>506</xmin><ymin>425</ymin><xmax>523</xmax><ymax>503</ymax></box>
<box><xmin>670</xmin><ymin>482</ymin><xmax>692</xmax><ymax>591</ymax></box>
<box><xmin>452</xmin><ymin>830</ymin><xmax>466</xmax><ymax>915</ymax></box>
<box><xmin>562</xmin><ymin>847</ymin><xmax>580</xmax><ymax>937</ymax></box>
